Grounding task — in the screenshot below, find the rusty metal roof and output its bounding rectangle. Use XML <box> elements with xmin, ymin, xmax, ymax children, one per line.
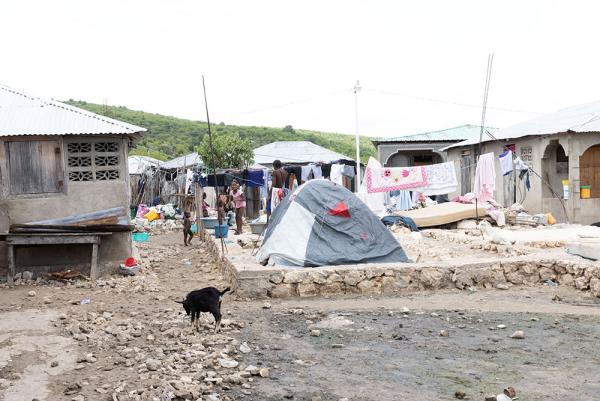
<box><xmin>0</xmin><ymin>84</ymin><xmax>146</xmax><ymax>137</ymax></box>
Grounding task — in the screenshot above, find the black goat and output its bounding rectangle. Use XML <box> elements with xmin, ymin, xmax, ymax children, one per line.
<box><xmin>175</xmin><ymin>287</ymin><xmax>230</xmax><ymax>332</ymax></box>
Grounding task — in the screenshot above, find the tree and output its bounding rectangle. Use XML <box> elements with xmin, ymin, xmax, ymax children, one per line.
<box><xmin>197</xmin><ymin>131</ymin><xmax>254</xmax><ymax>170</ymax></box>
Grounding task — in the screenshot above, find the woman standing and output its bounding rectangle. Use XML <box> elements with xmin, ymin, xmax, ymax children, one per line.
<box><xmin>229</xmin><ymin>179</ymin><xmax>246</xmax><ymax>235</ymax></box>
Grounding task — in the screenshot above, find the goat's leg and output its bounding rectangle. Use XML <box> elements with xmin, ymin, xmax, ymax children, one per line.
<box><xmin>212</xmin><ymin>310</ymin><xmax>222</xmax><ymax>333</ymax></box>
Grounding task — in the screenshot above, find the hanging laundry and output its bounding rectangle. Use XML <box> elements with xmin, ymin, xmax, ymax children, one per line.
<box><xmin>207</xmin><ymin>173</ymin><xmax>226</xmax><ymax>187</ymax></box>
<box><xmin>520</xmin><ymin>169</ymin><xmax>531</xmax><ymax>191</ymax></box>
<box><xmin>514</xmin><ymin>157</ymin><xmax>528</xmax><ymax>171</ymax></box>
<box><xmin>421</xmin><ymin>161</ymin><xmax>458</xmax><ymax>196</ymax></box>
<box><xmin>301</xmin><ymin>166</ymin><xmax>313</xmax><ymax>182</ymax></box>
<box><xmin>321</xmin><ymin>163</ymin><xmax>332</xmax><ymax>179</ymax></box>
<box><xmin>473</xmin><ymin>152</ymin><xmax>496</xmax><ymax>202</ymax></box>
<box><xmin>391</xmin><ymin>190</ymin><xmax>412</xmax><ymax>211</ymax></box>
<box><xmin>514</xmin><ymin>157</ymin><xmax>531</xmax><ymax>191</ymax></box>
<box><xmin>288</xmin><ymin>173</ymin><xmax>299</xmax><ymax>190</ymax></box>
<box><xmin>365</xmin><ymin>166</ymin><xmax>428</xmax><ymax>193</ymax></box>
<box><xmin>270</xmin><ymin>188</ymin><xmax>284</xmax><ymax>212</ymax></box>
<box><xmin>284</xmin><ymin>166</ymin><xmax>302</xmax><ymax>188</ymax></box>
<box><xmin>341</xmin><ymin>165</ymin><xmax>355</xmax><ymax>179</ymax></box>
<box><xmin>311</xmin><ymin>165</ymin><xmax>323</xmax><ymax>179</ymax></box>
<box><xmin>246</xmin><ymin>169</ymin><xmax>265</xmax><ymax>187</ymax></box>
<box><xmin>330</xmin><ymin>164</ymin><xmax>344</xmax><ymax>185</ymax></box>
<box><xmin>260</xmin><ymin>169</ymin><xmax>269</xmax><ymax>200</ymax></box>
<box><xmin>499</xmin><ymin>150</ymin><xmax>513</xmax><ymax>176</ymax></box>
<box><xmin>185</xmin><ymin>169</ymin><xmax>194</xmax><ymax>194</ymax></box>
<box><xmin>357</xmin><ymin>157</ymin><xmax>387</xmax><ymax>217</ymax></box>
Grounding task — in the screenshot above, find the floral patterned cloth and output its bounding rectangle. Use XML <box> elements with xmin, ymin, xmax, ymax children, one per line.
<box><xmin>366</xmin><ymin>166</ymin><xmax>428</xmax><ymax>193</ymax></box>
<box><xmin>422</xmin><ymin>161</ymin><xmax>458</xmax><ymax>196</ymax></box>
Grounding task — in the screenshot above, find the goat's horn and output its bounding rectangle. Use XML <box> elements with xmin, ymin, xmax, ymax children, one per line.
<box><xmin>174</xmin><ymin>299</ymin><xmax>184</xmax><ymax>304</ymax></box>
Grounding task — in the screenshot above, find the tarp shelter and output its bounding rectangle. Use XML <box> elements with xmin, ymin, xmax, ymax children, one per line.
<box><xmin>128</xmin><ymin>155</ymin><xmax>162</xmax><ymax>175</ymax></box>
<box><xmin>161</xmin><ymin>152</ymin><xmax>203</xmax><ymax>170</ymax></box>
<box><xmin>256</xmin><ymin>180</ymin><xmax>411</xmax><ymax>267</ymax></box>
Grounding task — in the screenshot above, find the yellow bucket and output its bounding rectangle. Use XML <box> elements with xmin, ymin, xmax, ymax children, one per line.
<box><xmin>581</xmin><ymin>186</ymin><xmax>591</xmax><ymax>199</ymax></box>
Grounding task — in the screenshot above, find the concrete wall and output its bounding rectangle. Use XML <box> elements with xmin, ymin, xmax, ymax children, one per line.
<box><xmin>445</xmin><ymin>132</ymin><xmax>600</xmax><ymax>224</ymax></box>
<box><xmin>375</xmin><ymin>141</ymin><xmax>454</xmax><ymax>167</ymax></box>
<box><xmin>0</xmin><ymin>135</ymin><xmax>132</xmax><ymax>277</ymax></box>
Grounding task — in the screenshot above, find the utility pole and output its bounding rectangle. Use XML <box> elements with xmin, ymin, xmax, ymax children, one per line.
<box><xmin>353</xmin><ymin>80</ymin><xmax>361</xmax><ymax>191</ymax></box>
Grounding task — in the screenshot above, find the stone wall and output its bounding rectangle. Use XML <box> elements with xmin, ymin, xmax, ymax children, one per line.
<box><xmin>201</xmin><ymin>233</ymin><xmax>600</xmax><ymax>300</ymax></box>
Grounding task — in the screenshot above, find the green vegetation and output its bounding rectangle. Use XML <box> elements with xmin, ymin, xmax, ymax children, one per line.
<box><xmin>197</xmin><ymin>131</ymin><xmax>254</xmax><ymax>169</ymax></box>
<box><xmin>65</xmin><ymin>101</ymin><xmax>376</xmax><ymax>163</ymax></box>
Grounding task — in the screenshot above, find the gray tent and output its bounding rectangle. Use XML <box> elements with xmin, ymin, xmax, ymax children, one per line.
<box><xmin>256</xmin><ymin>180</ymin><xmax>411</xmax><ymax>267</ymax></box>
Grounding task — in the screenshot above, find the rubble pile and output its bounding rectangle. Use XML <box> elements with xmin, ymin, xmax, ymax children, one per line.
<box><xmin>46</xmin><ymin>235</ymin><xmax>259</xmax><ymax>401</ymax></box>
<box><xmin>133</xmin><ymin>218</ymin><xmax>184</xmax><ymax>234</ymax></box>
<box><xmin>59</xmin><ymin>308</ymin><xmax>264</xmax><ymax>401</ymax></box>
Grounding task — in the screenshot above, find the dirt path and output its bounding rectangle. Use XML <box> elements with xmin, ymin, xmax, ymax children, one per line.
<box><xmin>1</xmin><ymin>231</ymin><xmax>599</xmax><ymax>401</ymax></box>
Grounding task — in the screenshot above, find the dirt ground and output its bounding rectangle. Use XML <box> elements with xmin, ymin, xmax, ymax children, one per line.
<box><xmin>1</xmin><ymin>231</ymin><xmax>600</xmax><ymax>401</ymax></box>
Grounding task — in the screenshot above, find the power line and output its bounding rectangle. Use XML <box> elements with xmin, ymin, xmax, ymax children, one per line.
<box><xmin>219</xmin><ymin>89</ymin><xmax>348</xmax><ymax>119</ymax></box>
<box><xmin>365</xmin><ymin>88</ymin><xmax>544</xmax><ymax>115</ymax></box>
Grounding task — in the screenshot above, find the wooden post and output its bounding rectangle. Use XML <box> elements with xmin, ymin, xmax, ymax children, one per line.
<box><xmin>253</xmin><ymin>187</ymin><xmax>260</xmax><ymax>220</ymax></box>
<box><xmin>7</xmin><ymin>244</ymin><xmax>15</xmax><ymax>285</ymax></box>
<box><xmin>90</xmin><ymin>242</ymin><xmax>98</xmax><ymax>286</ymax></box>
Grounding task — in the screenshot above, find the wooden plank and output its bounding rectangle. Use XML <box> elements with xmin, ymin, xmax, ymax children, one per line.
<box><xmin>8</xmin><ymin>141</ymin><xmax>42</xmax><ymax>194</ymax></box>
<box><xmin>7</xmin><ymin>235</ymin><xmax>101</xmax><ymax>245</ymax></box>
<box><xmin>38</xmin><ymin>140</ymin><xmax>63</xmax><ymax>193</ymax></box>
<box><xmin>11</xmin><ymin>224</ymin><xmax>132</xmax><ymax>233</ymax></box>
<box><xmin>90</xmin><ymin>242</ymin><xmax>99</xmax><ymax>284</ymax></box>
<box><xmin>6</xmin><ymin>232</ymin><xmax>111</xmax><ymax>236</ymax></box>
<box><xmin>7</xmin><ymin>244</ymin><xmax>15</xmax><ymax>285</ymax></box>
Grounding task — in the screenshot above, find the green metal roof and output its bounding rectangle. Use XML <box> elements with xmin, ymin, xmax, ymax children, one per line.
<box><xmin>372</xmin><ymin>124</ymin><xmax>498</xmax><ymax>143</ymax></box>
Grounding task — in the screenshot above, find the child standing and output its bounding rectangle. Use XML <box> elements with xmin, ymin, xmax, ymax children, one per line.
<box><xmin>229</xmin><ymin>180</ymin><xmax>246</xmax><ymax>235</ymax></box>
<box><xmin>183</xmin><ymin>211</ymin><xmax>194</xmax><ymax>246</ymax></box>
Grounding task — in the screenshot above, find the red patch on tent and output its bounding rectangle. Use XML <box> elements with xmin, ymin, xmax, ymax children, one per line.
<box><xmin>328</xmin><ymin>201</ymin><xmax>351</xmax><ymax>218</ymax></box>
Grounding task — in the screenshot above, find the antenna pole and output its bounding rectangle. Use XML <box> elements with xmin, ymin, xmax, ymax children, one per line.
<box><xmin>476</xmin><ymin>54</ymin><xmax>494</xmax><ymax>223</ymax></box>
<box><xmin>202</xmin><ymin>76</ymin><xmax>225</xmax><ymax>253</ymax></box>
<box><xmin>353</xmin><ymin>80</ymin><xmax>362</xmax><ymax>191</ymax></box>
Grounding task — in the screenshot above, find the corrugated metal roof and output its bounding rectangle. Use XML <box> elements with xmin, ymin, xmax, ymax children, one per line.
<box><xmin>161</xmin><ymin>152</ymin><xmax>203</xmax><ymax>169</ymax></box>
<box><xmin>253</xmin><ymin>141</ymin><xmax>351</xmax><ymax>165</ymax></box>
<box><xmin>373</xmin><ymin>124</ymin><xmax>497</xmax><ymax>143</ymax></box>
<box><xmin>0</xmin><ymin>84</ymin><xmax>146</xmax><ymax>137</ymax></box>
<box><xmin>442</xmin><ymin>101</ymin><xmax>600</xmax><ymax>151</ymax></box>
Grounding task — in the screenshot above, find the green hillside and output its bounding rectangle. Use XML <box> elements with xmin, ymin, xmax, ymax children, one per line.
<box><xmin>66</xmin><ymin>101</ymin><xmax>376</xmax><ymax>163</ymax></box>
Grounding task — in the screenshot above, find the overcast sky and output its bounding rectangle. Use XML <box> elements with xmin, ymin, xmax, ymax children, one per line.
<box><xmin>2</xmin><ymin>0</ymin><xmax>600</xmax><ymax>138</ymax></box>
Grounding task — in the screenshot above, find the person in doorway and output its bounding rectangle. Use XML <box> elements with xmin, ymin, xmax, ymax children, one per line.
<box><xmin>183</xmin><ymin>211</ymin><xmax>194</xmax><ymax>246</ymax></box>
<box><xmin>202</xmin><ymin>192</ymin><xmax>209</xmax><ymax>218</ymax></box>
<box><xmin>229</xmin><ymin>180</ymin><xmax>246</xmax><ymax>235</ymax></box>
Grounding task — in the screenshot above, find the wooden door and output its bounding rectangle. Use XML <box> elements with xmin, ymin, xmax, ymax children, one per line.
<box><xmin>580</xmin><ymin>145</ymin><xmax>600</xmax><ymax>198</ymax></box>
<box><xmin>7</xmin><ymin>140</ymin><xmax>63</xmax><ymax>195</ymax></box>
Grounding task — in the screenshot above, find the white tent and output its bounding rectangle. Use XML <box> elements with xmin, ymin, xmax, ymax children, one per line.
<box><xmin>162</xmin><ymin>152</ymin><xmax>203</xmax><ymax>170</ymax></box>
<box><xmin>128</xmin><ymin>155</ymin><xmax>162</xmax><ymax>174</ymax></box>
<box><xmin>253</xmin><ymin>141</ymin><xmax>350</xmax><ymax>166</ymax></box>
